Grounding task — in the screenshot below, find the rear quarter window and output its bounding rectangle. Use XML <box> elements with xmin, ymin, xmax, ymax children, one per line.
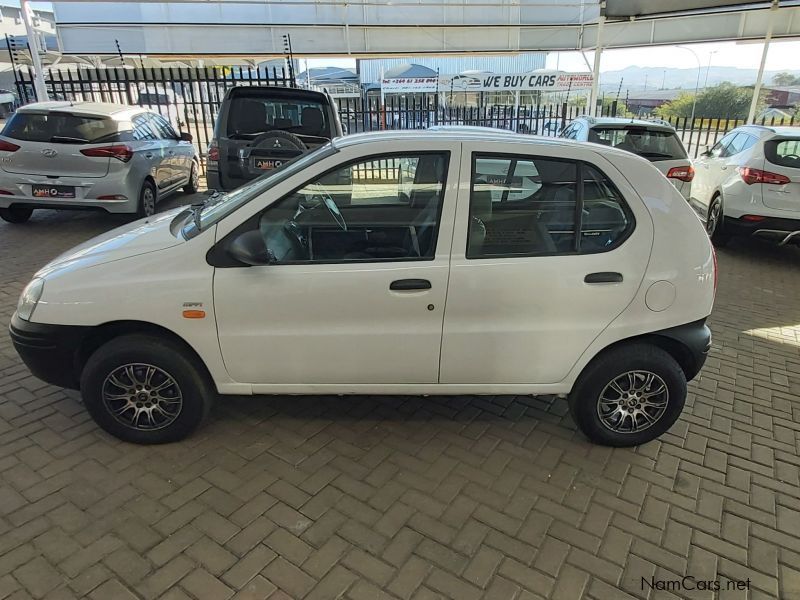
<box><xmin>765</xmin><ymin>139</ymin><xmax>800</xmax><ymax>169</ymax></box>
<box><xmin>1</xmin><ymin>112</ymin><xmax>123</xmax><ymax>143</ymax></box>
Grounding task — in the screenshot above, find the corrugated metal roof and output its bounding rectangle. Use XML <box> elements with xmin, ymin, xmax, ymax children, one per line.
<box><xmin>358</xmin><ymin>54</ymin><xmax>546</xmax><ymax>85</ymax></box>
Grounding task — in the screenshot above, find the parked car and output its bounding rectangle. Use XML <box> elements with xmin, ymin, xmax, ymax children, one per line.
<box><xmin>207</xmin><ymin>86</ymin><xmax>343</xmax><ymax>191</ymax></box>
<box><xmin>0</xmin><ymin>101</ymin><xmax>199</xmax><ymax>223</ymax></box>
<box><xmin>10</xmin><ymin>128</ymin><xmax>715</xmax><ymax>446</ymax></box>
<box><xmin>561</xmin><ymin>117</ymin><xmax>694</xmax><ymax>199</ymax></box>
<box><xmin>690</xmin><ymin>125</ymin><xmax>800</xmax><ymax>246</ymax></box>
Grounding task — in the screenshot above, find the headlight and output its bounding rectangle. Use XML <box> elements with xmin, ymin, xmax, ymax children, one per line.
<box><xmin>17</xmin><ymin>278</ymin><xmax>44</xmax><ymax>321</ymax></box>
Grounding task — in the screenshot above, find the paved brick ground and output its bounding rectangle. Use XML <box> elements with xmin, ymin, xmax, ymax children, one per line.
<box><xmin>1</xmin><ymin>201</ymin><xmax>800</xmax><ymax>600</ymax></box>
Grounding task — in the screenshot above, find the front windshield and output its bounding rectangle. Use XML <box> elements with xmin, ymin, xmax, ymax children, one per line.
<box><xmin>183</xmin><ymin>143</ymin><xmax>337</xmax><ymax>238</ymax></box>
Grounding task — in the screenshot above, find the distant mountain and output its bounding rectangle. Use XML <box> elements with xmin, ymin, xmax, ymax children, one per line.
<box><xmin>596</xmin><ymin>66</ymin><xmax>800</xmax><ymax>93</ymax></box>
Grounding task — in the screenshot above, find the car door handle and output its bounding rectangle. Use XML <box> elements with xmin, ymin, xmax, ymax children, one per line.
<box><xmin>584</xmin><ymin>272</ymin><xmax>623</xmax><ymax>284</ymax></box>
<box><xmin>390</xmin><ymin>279</ymin><xmax>432</xmax><ymax>291</ymax></box>
<box><xmin>144</xmin><ymin>153</ymin><xmax>154</xmax><ymax>159</ymax></box>
<box><xmin>168</xmin><ymin>151</ymin><xmax>175</xmax><ymax>156</ymax></box>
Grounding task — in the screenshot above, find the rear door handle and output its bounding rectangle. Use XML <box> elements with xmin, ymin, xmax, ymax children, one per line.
<box><xmin>584</xmin><ymin>272</ymin><xmax>623</xmax><ymax>284</ymax></box>
<box><xmin>144</xmin><ymin>153</ymin><xmax>154</xmax><ymax>159</ymax></box>
<box><xmin>390</xmin><ymin>278</ymin><xmax>431</xmax><ymax>291</ymax></box>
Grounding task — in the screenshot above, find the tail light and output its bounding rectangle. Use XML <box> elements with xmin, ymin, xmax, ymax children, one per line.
<box><xmin>207</xmin><ymin>140</ymin><xmax>219</xmax><ymax>165</ymax></box>
<box><xmin>0</xmin><ymin>189</ymin><xmax>13</xmax><ymax>195</ymax></box>
<box><xmin>741</xmin><ymin>214</ymin><xmax>767</xmax><ymax>222</ymax></box>
<box><xmin>737</xmin><ymin>167</ymin><xmax>790</xmax><ymax>185</ymax></box>
<box><xmin>80</xmin><ymin>145</ymin><xmax>133</xmax><ymax>163</ymax></box>
<box><xmin>666</xmin><ymin>165</ymin><xmax>695</xmax><ymax>182</ymax></box>
<box><xmin>0</xmin><ymin>139</ymin><xmax>20</xmax><ymax>152</ymax></box>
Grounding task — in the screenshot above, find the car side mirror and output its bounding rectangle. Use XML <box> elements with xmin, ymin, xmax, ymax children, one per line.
<box><xmin>700</xmin><ymin>146</ymin><xmax>711</xmax><ymax>157</ymax></box>
<box><xmin>227</xmin><ymin>230</ymin><xmax>273</xmax><ymax>266</ymax></box>
<box><xmin>180</xmin><ymin>131</ymin><xmax>193</xmax><ymax>142</ymax></box>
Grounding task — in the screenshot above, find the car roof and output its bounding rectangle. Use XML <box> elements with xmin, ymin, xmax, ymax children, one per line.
<box><xmin>575</xmin><ymin>116</ymin><xmax>676</xmax><ymax>131</ymax></box>
<box><xmin>331</xmin><ymin>127</ymin><xmax>639</xmax><ymax>159</ymax></box>
<box><xmin>225</xmin><ymin>85</ymin><xmax>329</xmax><ymax>101</ymax></box>
<box><xmin>738</xmin><ymin>124</ymin><xmax>800</xmax><ymax>138</ymax></box>
<box><xmin>15</xmin><ymin>101</ymin><xmax>144</xmax><ymax>120</ymax></box>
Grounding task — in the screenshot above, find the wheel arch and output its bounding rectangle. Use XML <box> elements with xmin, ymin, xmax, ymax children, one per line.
<box><xmin>76</xmin><ymin>320</ymin><xmax>215</xmax><ymax>389</ymax></box>
<box><xmin>578</xmin><ymin>321</ymin><xmax>710</xmax><ymax>384</ymax></box>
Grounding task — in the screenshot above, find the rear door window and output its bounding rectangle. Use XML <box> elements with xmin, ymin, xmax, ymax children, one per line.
<box><xmin>721</xmin><ymin>132</ymin><xmax>752</xmax><ymax>157</ymax></box>
<box><xmin>765</xmin><ymin>139</ymin><xmax>800</xmax><ymax>169</ymax></box>
<box><xmin>227</xmin><ymin>95</ymin><xmax>330</xmax><ymax>139</ymax></box>
<box><xmin>1</xmin><ymin>112</ymin><xmax>121</xmax><ymax>144</ymax></box>
<box><xmin>590</xmin><ymin>127</ymin><xmax>687</xmax><ymax>161</ymax></box>
<box><xmin>468</xmin><ymin>154</ymin><xmax>633</xmax><ymax>258</ymax></box>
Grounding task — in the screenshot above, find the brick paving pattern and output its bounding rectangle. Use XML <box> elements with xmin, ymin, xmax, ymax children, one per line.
<box><xmin>1</xmin><ymin>203</ymin><xmax>800</xmax><ymax>599</ymax></box>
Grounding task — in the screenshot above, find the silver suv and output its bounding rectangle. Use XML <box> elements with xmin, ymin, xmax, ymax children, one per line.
<box><xmin>0</xmin><ymin>101</ymin><xmax>199</xmax><ymax>223</ymax></box>
<box><xmin>561</xmin><ymin>116</ymin><xmax>694</xmax><ymax>199</ymax></box>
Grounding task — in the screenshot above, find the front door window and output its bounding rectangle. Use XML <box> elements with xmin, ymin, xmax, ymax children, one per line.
<box><xmin>257</xmin><ymin>153</ymin><xmax>448</xmax><ymax>263</ymax></box>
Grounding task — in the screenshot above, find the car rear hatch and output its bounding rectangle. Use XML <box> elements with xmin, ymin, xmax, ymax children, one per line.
<box><xmin>761</xmin><ymin>137</ymin><xmax>800</xmax><ymax>212</ymax></box>
<box><xmin>590</xmin><ymin>125</ymin><xmax>692</xmax><ymax>197</ymax></box>
<box><xmin>0</xmin><ymin>110</ymin><xmax>120</xmax><ymax>178</ymax></box>
<box><xmin>219</xmin><ymin>87</ymin><xmax>334</xmax><ymax>188</ymax></box>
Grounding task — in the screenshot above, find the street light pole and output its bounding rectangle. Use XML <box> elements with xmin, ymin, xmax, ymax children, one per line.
<box><xmin>677</xmin><ymin>45</ymin><xmax>701</xmax><ymax>126</ymax></box>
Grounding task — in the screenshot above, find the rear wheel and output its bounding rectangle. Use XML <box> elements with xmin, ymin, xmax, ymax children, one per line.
<box><xmin>568</xmin><ymin>344</ymin><xmax>686</xmax><ymax>447</ymax></box>
<box><xmin>137</xmin><ymin>180</ymin><xmax>157</xmax><ymax>218</ymax></box>
<box><xmin>80</xmin><ymin>334</ymin><xmax>214</xmax><ymax>444</ymax></box>
<box><xmin>0</xmin><ymin>207</ymin><xmax>33</xmax><ymax>224</ymax></box>
<box><xmin>706</xmin><ymin>195</ymin><xmax>730</xmax><ymax>247</ymax></box>
<box><xmin>184</xmin><ymin>161</ymin><xmax>200</xmax><ymax>194</ymax></box>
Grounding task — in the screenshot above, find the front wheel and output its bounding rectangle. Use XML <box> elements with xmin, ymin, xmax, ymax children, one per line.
<box><xmin>568</xmin><ymin>344</ymin><xmax>686</xmax><ymax>447</ymax></box>
<box><xmin>0</xmin><ymin>207</ymin><xmax>33</xmax><ymax>223</ymax></box>
<box><xmin>80</xmin><ymin>334</ymin><xmax>214</xmax><ymax>444</ymax></box>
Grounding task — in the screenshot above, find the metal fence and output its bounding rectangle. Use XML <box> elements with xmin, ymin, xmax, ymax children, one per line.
<box><xmin>9</xmin><ymin>65</ymin><xmax>800</xmax><ymax>169</ymax></box>
<box><xmin>12</xmin><ymin>65</ymin><xmax>294</xmax><ymax>168</ymax></box>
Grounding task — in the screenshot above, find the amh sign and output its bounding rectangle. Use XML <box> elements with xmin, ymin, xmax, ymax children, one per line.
<box><xmin>380</xmin><ymin>72</ymin><xmax>593</xmax><ymax>94</ymax></box>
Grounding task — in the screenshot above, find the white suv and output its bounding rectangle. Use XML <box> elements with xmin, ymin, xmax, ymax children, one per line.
<box><xmin>561</xmin><ymin>117</ymin><xmax>694</xmax><ymax>199</ymax></box>
<box><xmin>691</xmin><ymin>125</ymin><xmax>800</xmax><ymax>246</ymax></box>
<box><xmin>10</xmin><ymin>129</ymin><xmax>715</xmax><ymax>447</ymax></box>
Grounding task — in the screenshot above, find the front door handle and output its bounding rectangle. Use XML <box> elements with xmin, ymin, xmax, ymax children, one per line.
<box><xmin>390</xmin><ymin>278</ymin><xmax>432</xmax><ymax>291</ymax></box>
<box><xmin>144</xmin><ymin>153</ymin><xmax>154</xmax><ymax>159</ymax></box>
<box><xmin>585</xmin><ymin>272</ymin><xmax>623</xmax><ymax>284</ymax></box>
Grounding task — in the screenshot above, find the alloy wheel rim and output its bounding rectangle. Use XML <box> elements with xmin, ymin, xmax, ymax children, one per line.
<box><xmin>707</xmin><ymin>202</ymin><xmax>720</xmax><ymax>235</ymax></box>
<box><xmin>191</xmin><ymin>165</ymin><xmax>199</xmax><ymax>188</ymax></box>
<box><xmin>102</xmin><ymin>363</ymin><xmax>183</xmax><ymax>431</ymax></box>
<box><xmin>597</xmin><ymin>370</ymin><xmax>669</xmax><ymax>434</ymax></box>
<box><xmin>143</xmin><ymin>188</ymin><xmax>155</xmax><ymax>216</ymax></box>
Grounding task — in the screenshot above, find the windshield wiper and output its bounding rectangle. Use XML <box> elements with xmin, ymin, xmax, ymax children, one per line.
<box><xmin>50</xmin><ymin>136</ymin><xmax>90</xmax><ymax>144</ymax></box>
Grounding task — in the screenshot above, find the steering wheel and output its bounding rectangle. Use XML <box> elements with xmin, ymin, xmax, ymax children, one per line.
<box><xmin>321</xmin><ymin>194</ymin><xmax>347</xmax><ymax>231</ymax></box>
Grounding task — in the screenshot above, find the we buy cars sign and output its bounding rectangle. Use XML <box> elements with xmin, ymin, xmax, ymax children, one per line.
<box><xmin>381</xmin><ymin>72</ymin><xmax>593</xmax><ymax>94</ymax></box>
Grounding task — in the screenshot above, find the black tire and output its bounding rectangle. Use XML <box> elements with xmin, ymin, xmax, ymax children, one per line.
<box><xmin>137</xmin><ymin>179</ymin><xmax>157</xmax><ymax>218</ymax></box>
<box><xmin>0</xmin><ymin>206</ymin><xmax>33</xmax><ymax>223</ymax></box>
<box><xmin>706</xmin><ymin>195</ymin><xmax>730</xmax><ymax>247</ymax></box>
<box><xmin>184</xmin><ymin>161</ymin><xmax>200</xmax><ymax>194</ymax></box>
<box><xmin>80</xmin><ymin>334</ymin><xmax>214</xmax><ymax>444</ymax></box>
<box><xmin>567</xmin><ymin>343</ymin><xmax>686</xmax><ymax>447</ymax></box>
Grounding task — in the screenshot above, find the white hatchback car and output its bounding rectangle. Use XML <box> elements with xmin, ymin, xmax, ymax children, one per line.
<box><xmin>561</xmin><ymin>117</ymin><xmax>694</xmax><ymax>199</ymax></box>
<box><xmin>690</xmin><ymin>125</ymin><xmax>800</xmax><ymax>246</ymax></box>
<box><xmin>10</xmin><ymin>129</ymin><xmax>715</xmax><ymax>447</ymax></box>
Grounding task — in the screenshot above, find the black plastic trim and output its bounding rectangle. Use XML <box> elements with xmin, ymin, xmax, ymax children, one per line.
<box><xmin>651</xmin><ymin>318</ymin><xmax>712</xmax><ymax>381</ymax></box>
<box><xmin>9</xmin><ymin>313</ymin><xmax>89</xmax><ymax>390</ymax></box>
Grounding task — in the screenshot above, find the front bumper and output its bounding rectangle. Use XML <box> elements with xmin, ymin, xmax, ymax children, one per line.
<box><xmin>723</xmin><ymin>215</ymin><xmax>800</xmax><ymax>245</ymax></box>
<box><xmin>9</xmin><ymin>312</ymin><xmax>89</xmax><ymax>390</ymax></box>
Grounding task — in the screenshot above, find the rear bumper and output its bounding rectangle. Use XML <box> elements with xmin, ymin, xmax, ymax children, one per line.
<box><xmin>723</xmin><ymin>215</ymin><xmax>800</xmax><ymax>244</ymax></box>
<box><xmin>9</xmin><ymin>312</ymin><xmax>88</xmax><ymax>390</ymax></box>
<box><xmin>0</xmin><ymin>172</ymin><xmax>139</xmax><ymax>213</ymax></box>
<box><xmin>653</xmin><ymin>318</ymin><xmax>712</xmax><ymax>381</ymax></box>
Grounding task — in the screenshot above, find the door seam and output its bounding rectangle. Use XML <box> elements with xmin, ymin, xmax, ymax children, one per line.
<box><xmin>436</xmin><ymin>142</ymin><xmax>463</xmax><ymax>384</ymax></box>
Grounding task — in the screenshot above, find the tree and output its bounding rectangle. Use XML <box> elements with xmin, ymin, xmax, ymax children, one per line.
<box><xmin>655</xmin><ymin>82</ymin><xmax>757</xmax><ymax>120</ymax></box>
<box><xmin>772</xmin><ymin>72</ymin><xmax>800</xmax><ymax>86</ymax></box>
